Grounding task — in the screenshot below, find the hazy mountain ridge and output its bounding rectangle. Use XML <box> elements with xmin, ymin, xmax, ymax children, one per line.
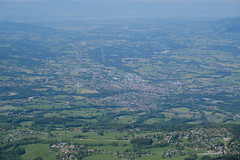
<box><xmin>0</xmin><ymin>21</ymin><xmax>55</xmax><ymax>32</ymax></box>
<box><xmin>215</xmin><ymin>17</ymin><xmax>240</xmax><ymax>33</ymax></box>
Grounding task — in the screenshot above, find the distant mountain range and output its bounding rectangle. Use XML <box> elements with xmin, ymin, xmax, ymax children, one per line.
<box><xmin>0</xmin><ymin>17</ymin><xmax>239</xmax><ymax>33</ymax></box>
<box><xmin>216</xmin><ymin>17</ymin><xmax>240</xmax><ymax>32</ymax></box>
<box><xmin>0</xmin><ymin>21</ymin><xmax>54</xmax><ymax>32</ymax></box>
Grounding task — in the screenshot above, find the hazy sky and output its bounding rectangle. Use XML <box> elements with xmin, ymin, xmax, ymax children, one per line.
<box><xmin>0</xmin><ymin>0</ymin><xmax>240</xmax><ymax>21</ymax></box>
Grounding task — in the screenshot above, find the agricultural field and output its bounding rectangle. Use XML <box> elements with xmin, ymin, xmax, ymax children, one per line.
<box><xmin>21</xmin><ymin>144</ymin><xmax>57</xmax><ymax>160</ymax></box>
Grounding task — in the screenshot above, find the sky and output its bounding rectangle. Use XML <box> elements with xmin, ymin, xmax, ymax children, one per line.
<box><xmin>0</xmin><ymin>0</ymin><xmax>240</xmax><ymax>21</ymax></box>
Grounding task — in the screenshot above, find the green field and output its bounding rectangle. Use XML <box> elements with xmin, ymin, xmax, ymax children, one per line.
<box><xmin>84</xmin><ymin>154</ymin><xmax>119</xmax><ymax>160</ymax></box>
<box><xmin>138</xmin><ymin>155</ymin><xmax>188</xmax><ymax>160</ymax></box>
<box><xmin>21</xmin><ymin>144</ymin><xmax>57</xmax><ymax>160</ymax></box>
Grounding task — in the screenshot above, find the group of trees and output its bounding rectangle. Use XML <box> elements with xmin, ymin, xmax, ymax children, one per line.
<box><xmin>0</xmin><ymin>147</ymin><xmax>25</xmax><ymax>160</ymax></box>
<box><xmin>131</xmin><ymin>137</ymin><xmax>153</xmax><ymax>147</ymax></box>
